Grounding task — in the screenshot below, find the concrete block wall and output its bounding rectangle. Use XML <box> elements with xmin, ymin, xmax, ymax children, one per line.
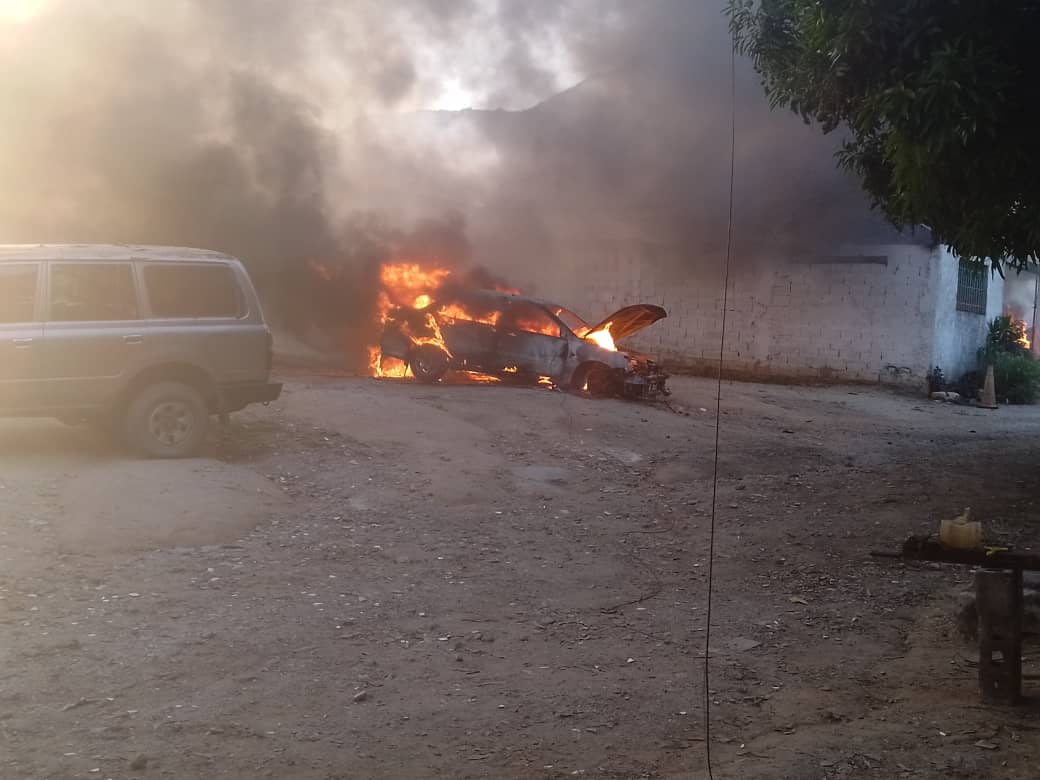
<box><xmin>540</xmin><ymin>238</ymin><xmax>943</xmax><ymax>385</ymax></box>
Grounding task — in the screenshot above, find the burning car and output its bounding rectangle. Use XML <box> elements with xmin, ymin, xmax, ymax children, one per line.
<box><xmin>378</xmin><ymin>288</ymin><xmax>669</xmax><ymax>398</ymax></box>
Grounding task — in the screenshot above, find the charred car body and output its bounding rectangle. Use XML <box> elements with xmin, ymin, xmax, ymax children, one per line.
<box><xmin>379</xmin><ymin>289</ymin><xmax>668</xmax><ymax>398</ymax></box>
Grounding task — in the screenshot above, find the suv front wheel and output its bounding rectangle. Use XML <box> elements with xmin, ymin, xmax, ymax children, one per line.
<box><xmin>123</xmin><ymin>381</ymin><xmax>210</xmax><ymax>458</ymax></box>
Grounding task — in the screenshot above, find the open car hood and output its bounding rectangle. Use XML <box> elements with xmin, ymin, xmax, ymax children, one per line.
<box><xmin>585</xmin><ymin>304</ymin><xmax>667</xmax><ymax>341</ymax></box>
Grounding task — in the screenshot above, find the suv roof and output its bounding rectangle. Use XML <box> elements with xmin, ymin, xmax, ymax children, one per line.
<box><xmin>0</xmin><ymin>244</ymin><xmax>236</xmax><ymax>264</ymax></box>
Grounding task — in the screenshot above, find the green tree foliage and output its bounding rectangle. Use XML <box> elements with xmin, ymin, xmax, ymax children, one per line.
<box><xmin>989</xmin><ymin>352</ymin><xmax>1040</xmax><ymax>404</ymax></box>
<box><xmin>984</xmin><ymin>315</ymin><xmax>1029</xmax><ymax>359</ymax></box>
<box><xmin>728</xmin><ymin>1</ymin><xmax>1040</xmax><ymax>270</ymax></box>
<box><xmin>980</xmin><ymin>315</ymin><xmax>1040</xmax><ymax>403</ymax></box>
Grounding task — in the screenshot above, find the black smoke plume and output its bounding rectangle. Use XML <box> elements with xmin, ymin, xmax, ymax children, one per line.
<box><xmin>0</xmin><ymin>2</ymin><xmax>911</xmax><ymax>367</ymax></box>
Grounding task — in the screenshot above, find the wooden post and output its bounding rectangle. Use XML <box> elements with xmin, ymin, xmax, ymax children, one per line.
<box><xmin>979</xmin><ymin>364</ymin><xmax>999</xmax><ymax>409</ymax></box>
<box><xmin>976</xmin><ymin>569</ymin><xmax>1023</xmax><ymax>705</ymax></box>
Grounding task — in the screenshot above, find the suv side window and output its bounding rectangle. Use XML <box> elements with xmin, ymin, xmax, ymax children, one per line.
<box><xmin>143</xmin><ymin>264</ymin><xmax>243</xmax><ymax>318</ymax></box>
<box><xmin>0</xmin><ymin>264</ymin><xmax>39</xmax><ymax>323</ymax></box>
<box><xmin>49</xmin><ymin>263</ymin><xmax>139</xmax><ymax>322</ymax></box>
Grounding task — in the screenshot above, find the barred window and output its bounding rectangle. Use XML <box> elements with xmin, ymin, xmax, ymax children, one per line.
<box><xmin>956</xmin><ymin>265</ymin><xmax>987</xmax><ymax>314</ymax></box>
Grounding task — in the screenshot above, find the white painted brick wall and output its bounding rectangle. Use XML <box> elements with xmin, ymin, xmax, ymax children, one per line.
<box><xmin>930</xmin><ymin>247</ymin><xmax>1004</xmax><ymax>380</ymax></box>
<box><xmin>535</xmin><ymin>238</ymin><xmax>959</xmax><ymax>384</ymax></box>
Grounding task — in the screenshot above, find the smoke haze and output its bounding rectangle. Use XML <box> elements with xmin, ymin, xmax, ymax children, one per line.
<box><xmin>0</xmin><ymin>1</ymin><xmax>909</xmax><ymax>357</ymax></box>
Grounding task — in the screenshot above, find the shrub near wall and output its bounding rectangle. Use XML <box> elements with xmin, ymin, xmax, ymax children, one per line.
<box><xmin>982</xmin><ymin>316</ymin><xmax>1040</xmax><ymax>404</ymax></box>
<box><xmin>991</xmin><ymin>351</ymin><xmax>1040</xmax><ymax>404</ymax></box>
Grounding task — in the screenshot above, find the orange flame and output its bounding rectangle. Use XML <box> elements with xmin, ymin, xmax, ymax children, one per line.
<box><xmin>1018</xmin><ymin>320</ymin><xmax>1032</xmax><ymax>350</ymax></box>
<box><xmin>370</xmin><ymin>261</ymin><xmax>457</xmax><ymax>378</ymax></box>
<box><xmin>584</xmin><ymin>321</ymin><xmax>616</xmax><ymax>351</ymax></box>
<box><xmin>461</xmin><ymin>372</ymin><xmax>501</xmax><ymax>384</ymax></box>
<box><xmin>379</xmin><ymin>263</ymin><xmax>450</xmax><ymax>306</ymax></box>
<box><xmin>365</xmin><ymin>260</ymin><xmax>552</xmax><ymax>383</ymax></box>
<box><xmin>438</xmin><ymin>302</ymin><xmax>500</xmax><ymax>326</ymax></box>
<box><xmin>513</xmin><ymin>315</ymin><xmax>559</xmax><ymax>337</ymax></box>
<box><xmin>369</xmin><ymin>346</ymin><xmax>410</xmax><ymax>378</ymax></box>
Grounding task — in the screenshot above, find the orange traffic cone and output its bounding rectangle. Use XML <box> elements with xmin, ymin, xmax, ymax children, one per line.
<box><xmin>978</xmin><ymin>363</ymin><xmax>998</xmax><ymax>409</ymax></box>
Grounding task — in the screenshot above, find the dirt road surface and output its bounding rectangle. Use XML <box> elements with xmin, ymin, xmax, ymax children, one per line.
<box><xmin>1</xmin><ymin>375</ymin><xmax>1038</xmax><ymax>779</ymax></box>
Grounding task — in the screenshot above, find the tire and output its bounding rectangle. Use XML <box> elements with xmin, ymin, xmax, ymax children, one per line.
<box><xmin>123</xmin><ymin>381</ymin><xmax>210</xmax><ymax>458</ymax></box>
<box><xmin>570</xmin><ymin>362</ymin><xmax>621</xmax><ymax>398</ymax></box>
<box><xmin>409</xmin><ymin>344</ymin><xmax>450</xmax><ymax>383</ymax></box>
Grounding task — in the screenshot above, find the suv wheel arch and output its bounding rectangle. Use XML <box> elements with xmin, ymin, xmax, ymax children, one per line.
<box><xmin>116</xmin><ymin>363</ymin><xmax>218</xmax><ymax>415</ymax></box>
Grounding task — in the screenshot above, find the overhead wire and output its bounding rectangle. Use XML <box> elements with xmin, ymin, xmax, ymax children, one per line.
<box><xmin>703</xmin><ymin>32</ymin><xmax>737</xmax><ymax>780</ymax></box>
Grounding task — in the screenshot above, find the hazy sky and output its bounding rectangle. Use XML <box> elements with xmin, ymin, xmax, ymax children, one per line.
<box><xmin>0</xmin><ymin>0</ymin><xmax>592</xmax><ymax>110</ymax></box>
<box><xmin>0</xmin><ymin>0</ymin><xmax>625</xmax><ymax>245</ymax></box>
<box><xmin>0</xmin><ymin>1</ymin><xmax>886</xmax><ymax>273</ymax></box>
<box><xmin>0</xmin><ymin>0</ymin><xmax>899</xmax><ymax>357</ymax></box>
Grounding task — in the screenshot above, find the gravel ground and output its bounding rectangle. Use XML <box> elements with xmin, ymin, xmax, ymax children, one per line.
<box><xmin>1</xmin><ymin>373</ymin><xmax>1038</xmax><ymax>779</ymax></box>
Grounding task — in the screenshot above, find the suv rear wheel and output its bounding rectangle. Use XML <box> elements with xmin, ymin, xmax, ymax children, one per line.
<box><xmin>123</xmin><ymin>381</ymin><xmax>209</xmax><ymax>458</ymax></box>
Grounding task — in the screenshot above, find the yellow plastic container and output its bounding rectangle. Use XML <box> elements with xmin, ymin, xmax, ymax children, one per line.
<box><xmin>939</xmin><ymin>508</ymin><xmax>982</xmax><ymax>550</ymax></box>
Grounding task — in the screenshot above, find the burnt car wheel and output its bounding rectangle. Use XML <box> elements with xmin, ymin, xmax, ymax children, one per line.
<box><xmin>571</xmin><ymin>362</ymin><xmax>621</xmax><ymax>398</ymax></box>
<box><xmin>409</xmin><ymin>344</ymin><xmax>450</xmax><ymax>383</ymax></box>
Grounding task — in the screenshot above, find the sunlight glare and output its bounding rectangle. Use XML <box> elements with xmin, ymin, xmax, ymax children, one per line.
<box><xmin>0</xmin><ymin>0</ymin><xmax>46</xmax><ymax>23</ymax></box>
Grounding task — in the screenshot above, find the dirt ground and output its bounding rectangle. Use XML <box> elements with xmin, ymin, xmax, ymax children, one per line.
<box><xmin>1</xmin><ymin>373</ymin><xmax>1039</xmax><ymax>779</ymax></box>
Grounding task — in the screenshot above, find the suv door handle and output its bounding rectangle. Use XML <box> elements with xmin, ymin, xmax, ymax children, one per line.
<box><xmin>123</xmin><ymin>334</ymin><xmax>144</xmax><ymax>344</ymax></box>
<box><xmin>12</xmin><ymin>337</ymin><xmax>33</xmax><ymax>347</ymax></box>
